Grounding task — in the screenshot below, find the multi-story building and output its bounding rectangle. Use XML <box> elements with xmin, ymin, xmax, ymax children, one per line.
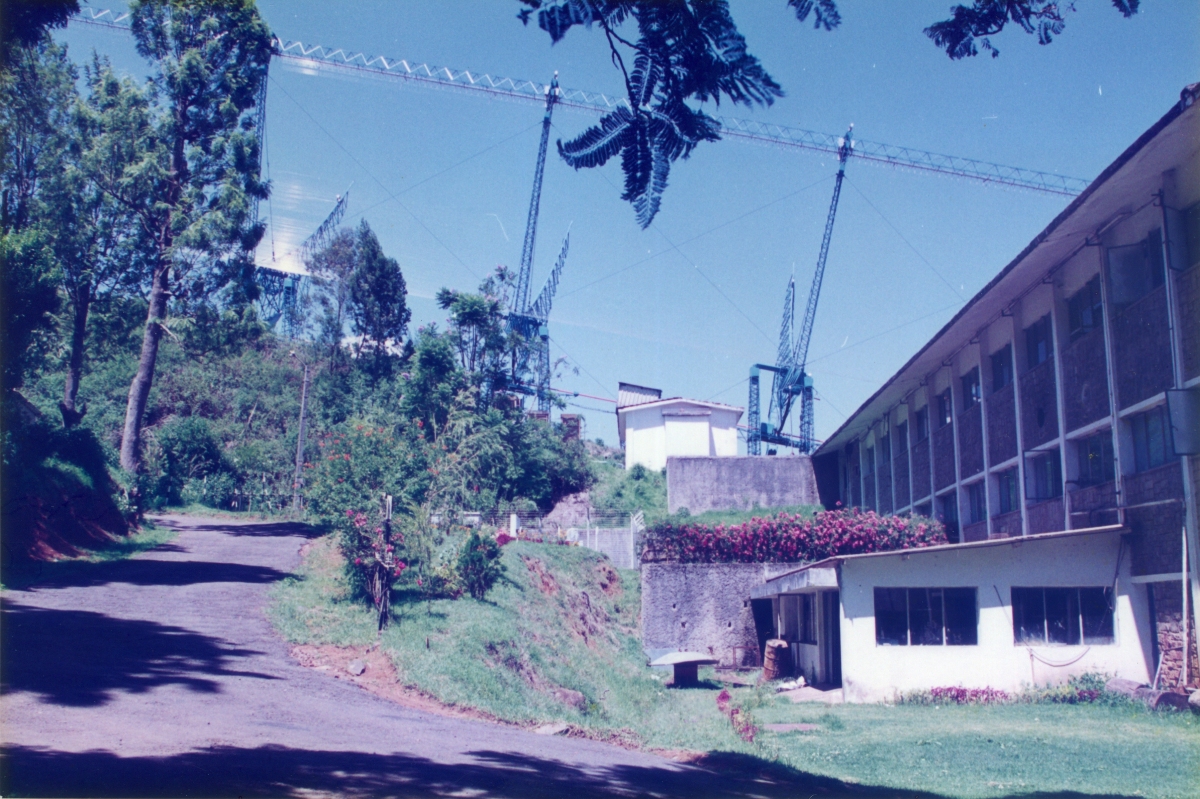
<box><xmin>803</xmin><ymin>83</ymin><xmax>1200</xmax><ymax>694</ymax></box>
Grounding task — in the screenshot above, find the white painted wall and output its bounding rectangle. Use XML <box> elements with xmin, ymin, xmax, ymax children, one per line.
<box><xmin>622</xmin><ymin>401</ymin><xmax>743</xmax><ymax>470</ymax></box>
<box><xmin>834</xmin><ymin>530</ymin><xmax>1152</xmax><ymax>702</ymax></box>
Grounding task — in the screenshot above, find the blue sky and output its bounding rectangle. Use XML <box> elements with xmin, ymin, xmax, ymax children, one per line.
<box><xmin>60</xmin><ymin>2</ymin><xmax>1199</xmax><ymax>448</ymax></box>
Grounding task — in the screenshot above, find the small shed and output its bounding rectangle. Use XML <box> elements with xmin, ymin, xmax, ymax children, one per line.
<box><xmin>750</xmin><ymin>525</ymin><xmax>1153</xmax><ymax>702</ymax></box>
<box><xmin>617</xmin><ymin>390</ymin><xmax>743</xmax><ymax>471</ymax></box>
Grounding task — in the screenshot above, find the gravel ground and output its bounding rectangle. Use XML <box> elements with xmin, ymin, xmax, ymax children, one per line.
<box><xmin>0</xmin><ymin>515</ymin><xmax>888</xmax><ymax>798</ymax></box>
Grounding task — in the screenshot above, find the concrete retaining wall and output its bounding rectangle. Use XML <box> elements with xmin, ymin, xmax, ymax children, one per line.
<box><xmin>641</xmin><ymin>562</ymin><xmax>802</xmax><ymax>667</ymax></box>
<box><xmin>666</xmin><ymin>456</ymin><xmax>819</xmax><ymax>515</ymax></box>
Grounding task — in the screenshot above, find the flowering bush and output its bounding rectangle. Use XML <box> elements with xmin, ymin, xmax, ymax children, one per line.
<box><xmin>716</xmin><ymin>689</ymin><xmax>757</xmax><ymax>743</ymax></box>
<box><xmin>641</xmin><ymin>507</ymin><xmax>947</xmax><ymax>564</ymax></box>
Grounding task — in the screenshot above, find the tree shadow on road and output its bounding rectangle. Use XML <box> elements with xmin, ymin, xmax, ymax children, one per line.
<box><xmin>152</xmin><ymin>516</ymin><xmax>324</xmax><ymax>539</ymax></box>
<box><xmin>3</xmin><ymin>558</ymin><xmax>290</xmax><ymax>590</ymax></box>
<box><xmin>0</xmin><ymin>743</ymin><xmax>1142</xmax><ymax>799</ymax></box>
<box><xmin>0</xmin><ymin>602</ymin><xmax>278</xmax><ymax>707</ymax></box>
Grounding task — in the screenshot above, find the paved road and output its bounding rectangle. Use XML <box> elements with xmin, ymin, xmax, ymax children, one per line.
<box><xmin>1</xmin><ymin>515</ymin><xmax>897</xmax><ymax>798</ymax></box>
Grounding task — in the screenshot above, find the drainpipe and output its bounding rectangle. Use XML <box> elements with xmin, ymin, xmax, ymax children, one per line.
<box><xmin>1094</xmin><ymin>239</ymin><xmax>1127</xmax><ymax>528</ymax></box>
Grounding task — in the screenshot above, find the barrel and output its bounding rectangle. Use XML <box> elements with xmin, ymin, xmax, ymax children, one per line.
<box><xmin>761</xmin><ymin>639</ymin><xmax>789</xmax><ymax>682</ymax></box>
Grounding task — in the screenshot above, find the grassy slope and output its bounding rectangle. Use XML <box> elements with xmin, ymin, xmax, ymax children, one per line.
<box><xmin>271</xmin><ymin>536</ymin><xmax>1199</xmax><ymax>796</ymax></box>
<box><xmin>270</xmin><ymin>535</ymin><xmax>749</xmax><ymax>752</ymax></box>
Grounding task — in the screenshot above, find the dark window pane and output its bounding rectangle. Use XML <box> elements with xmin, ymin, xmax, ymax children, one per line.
<box><xmin>1012</xmin><ymin>587</ymin><xmax>1046</xmax><ymax>644</ymax></box>
<box><xmin>896</xmin><ymin>422</ymin><xmax>908</xmax><ymax>453</ymax></box>
<box><xmin>1080</xmin><ymin>587</ymin><xmax>1115</xmax><ymax>644</ymax></box>
<box><xmin>875</xmin><ymin>588</ymin><xmax>908</xmax><ymax>645</ymax></box>
<box><xmin>992</xmin><ymin>345</ymin><xmax>1012</xmax><ymax>392</ymax></box>
<box><xmin>909</xmin><ymin>588</ymin><xmax>944</xmax><ymax>646</ymax></box>
<box><xmin>943</xmin><ymin>588</ymin><xmax>978</xmax><ymax>645</ymax></box>
<box><xmin>1044</xmin><ymin>588</ymin><xmax>1081</xmax><ymax>645</ymax></box>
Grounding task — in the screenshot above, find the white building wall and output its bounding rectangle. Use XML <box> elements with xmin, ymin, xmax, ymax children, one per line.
<box><xmin>663</xmin><ymin>414</ymin><xmax>711</xmax><ymax>459</ymax></box>
<box><xmin>624</xmin><ymin>406</ymin><xmax>668</xmax><ymax>470</ymax></box>
<box><xmin>623</xmin><ymin>402</ymin><xmax>744</xmax><ymax>470</ymax></box>
<box><xmin>837</xmin><ymin>531</ymin><xmax>1153</xmax><ymax>702</ymax></box>
<box><xmin>710</xmin><ymin>408</ymin><xmax>741</xmax><ymax>457</ymax></box>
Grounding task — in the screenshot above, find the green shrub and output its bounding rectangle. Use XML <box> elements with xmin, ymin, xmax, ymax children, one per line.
<box><xmin>150</xmin><ymin>416</ymin><xmax>232</xmax><ymax>506</ymax></box>
<box><xmin>456</xmin><ymin>530</ymin><xmax>505</xmax><ymax>600</ymax></box>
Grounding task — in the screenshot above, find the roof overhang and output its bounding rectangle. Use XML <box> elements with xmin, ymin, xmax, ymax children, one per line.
<box><xmin>815</xmin><ymin>85</ymin><xmax>1200</xmax><ymax>456</ymax></box>
<box><xmin>750</xmin><ymin>524</ymin><xmax>1126</xmax><ymax>598</ymax></box>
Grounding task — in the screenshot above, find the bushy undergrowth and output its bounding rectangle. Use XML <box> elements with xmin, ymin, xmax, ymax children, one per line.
<box><xmin>642</xmin><ymin>506</ymin><xmax>946</xmax><ymax>563</ymax></box>
<box><xmin>898</xmin><ymin>673</ymin><xmax>1145</xmax><ymax>708</ymax></box>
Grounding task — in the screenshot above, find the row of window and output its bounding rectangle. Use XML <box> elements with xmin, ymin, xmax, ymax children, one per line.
<box><xmin>857</xmin><ymin>402</ymin><xmax>1174</xmax><ymax>522</ymax></box>
<box><xmin>892</xmin><ymin>229</ymin><xmax>1167</xmax><ymax>451</ymax></box>
<box><xmin>873</xmin><ymin>586</ymin><xmax>1115</xmax><ymax>647</ymax></box>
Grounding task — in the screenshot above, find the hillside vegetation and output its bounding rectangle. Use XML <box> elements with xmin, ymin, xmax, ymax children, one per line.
<box><xmin>271</xmin><ymin>534</ymin><xmax>754</xmax><ymax>752</ymax></box>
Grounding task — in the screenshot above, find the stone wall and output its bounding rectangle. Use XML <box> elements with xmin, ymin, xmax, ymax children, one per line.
<box><xmin>1026</xmin><ymin>497</ymin><xmax>1065</xmax><ymax>534</ymax></box>
<box><xmin>1125</xmin><ymin>462</ymin><xmax>1186</xmax><ymax>577</ymax></box>
<box><xmin>1150</xmin><ymin>580</ymin><xmax>1200</xmax><ymax>690</ymax></box>
<box><xmin>1020</xmin><ymin>358</ymin><xmax>1059</xmax><ymax>449</ymax></box>
<box><xmin>958</xmin><ymin>403</ymin><xmax>984</xmax><ymax>479</ymax></box>
<box><xmin>1062</xmin><ymin>327</ymin><xmax>1109</xmax><ymax>431</ymax></box>
<box><xmin>912</xmin><ymin>440</ymin><xmax>931</xmax><ymax>501</ymax></box>
<box><xmin>893</xmin><ymin>452</ymin><xmax>910</xmax><ymax>509</ymax></box>
<box><xmin>878</xmin><ymin>460</ymin><xmax>893</xmax><ymax>514</ymax></box>
<box><xmin>992</xmin><ymin>510</ymin><xmax>1022</xmax><ymax>537</ymax></box>
<box><xmin>640</xmin><ymin>562</ymin><xmax>802</xmax><ymax>667</ymax></box>
<box><xmin>1177</xmin><ymin>264</ymin><xmax>1200</xmax><ymax>381</ymax></box>
<box><xmin>986</xmin><ymin>383</ymin><xmax>1017</xmax><ymax>465</ymax></box>
<box><xmin>933</xmin><ymin>425</ymin><xmax>956</xmax><ymax>491</ymax></box>
<box><xmin>1068</xmin><ymin>480</ymin><xmax>1118</xmax><ymax>529</ymax></box>
<box><xmin>665</xmin><ymin>456</ymin><xmax>819</xmax><ymax>515</ymax></box>
<box><xmin>1112</xmin><ymin>286</ymin><xmax>1173</xmax><ymax>409</ymax></box>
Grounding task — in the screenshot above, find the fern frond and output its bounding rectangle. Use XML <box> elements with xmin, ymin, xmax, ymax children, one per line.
<box><xmin>557</xmin><ymin>107</ymin><xmax>634</xmax><ymax>169</ymax></box>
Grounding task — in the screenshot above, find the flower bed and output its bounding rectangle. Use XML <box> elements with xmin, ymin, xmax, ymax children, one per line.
<box><xmin>640</xmin><ymin>507</ymin><xmax>946</xmax><ymax>564</ymax></box>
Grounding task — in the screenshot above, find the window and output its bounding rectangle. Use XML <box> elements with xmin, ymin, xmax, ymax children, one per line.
<box><xmin>997</xmin><ymin>468</ymin><xmax>1020</xmax><ymax>515</ymax></box>
<box><xmin>915</xmin><ymin>408</ymin><xmax>929</xmax><ymax>442</ymax></box>
<box><xmin>864</xmin><ymin>445</ymin><xmax>875</xmax><ymax>475</ymax></box>
<box><xmin>936</xmin><ymin>390</ymin><xmax>953</xmax><ymax>428</ymax></box>
<box><xmin>966</xmin><ymin>482</ymin><xmax>987</xmax><ymax>524</ymax></box>
<box><xmin>1011</xmin><ymin>587</ymin><xmax>1114</xmax><ymax>645</ymax></box>
<box><xmin>800</xmin><ymin>594</ymin><xmax>817</xmax><ymax>644</ymax></box>
<box><xmin>1076</xmin><ymin>432</ymin><xmax>1114</xmax><ymax>486</ymax></box>
<box><xmin>1067</xmin><ymin>276</ymin><xmax>1104</xmax><ymax>341</ymax></box>
<box><xmin>1022</xmin><ymin>316</ymin><xmax>1051</xmax><ymax>369</ymax></box>
<box><xmin>879</xmin><ymin>433</ymin><xmax>891</xmax><ymax>462</ymax></box>
<box><xmin>1107</xmin><ymin>230</ymin><xmax>1165</xmax><ymax>309</ymax></box>
<box><xmin>895</xmin><ymin>421</ymin><xmax>909</xmax><ymax>454</ymax></box>
<box><xmin>961</xmin><ymin>368</ymin><xmax>981</xmax><ymax>410</ymax></box>
<box><xmin>939</xmin><ymin>491</ymin><xmax>959</xmax><ymax>542</ymax></box>
<box><xmin>875</xmin><ymin>587</ymin><xmax>978</xmax><ymax>646</ymax></box>
<box><xmin>1025</xmin><ymin>315</ymin><xmax>1052</xmax><ymax>369</ymax></box>
<box><xmin>1028</xmin><ymin>451</ymin><xmax>1063</xmax><ymax>500</ymax></box>
<box><xmin>1130</xmin><ymin>406</ymin><xmax>1170</xmax><ymax>472</ymax></box>
<box><xmin>991</xmin><ymin>345</ymin><xmax>1013</xmax><ymax>392</ymax></box>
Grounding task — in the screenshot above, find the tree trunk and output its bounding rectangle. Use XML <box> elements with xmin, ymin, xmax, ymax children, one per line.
<box><xmin>119</xmin><ymin>263</ymin><xmax>169</xmax><ymax>473</ymax></box>
<box><xmin>60</xmin><ymin>285</ymin><xmax>91</xmax><ymax>426</ymax></box>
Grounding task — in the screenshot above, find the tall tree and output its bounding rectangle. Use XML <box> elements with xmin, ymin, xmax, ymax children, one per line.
<box><xmin>348</xmin><ymin>220</ymin><xmax>410</xmax><ymax>363</ymax></box>
<box><xmin>0</xmin><ymin>0</ymin><xmax>79</xmax><ymax>57</ymax></box>
<box><xmin>306</xmin><ymin>226</ymin><xmax>358</xmax><ymax>366</ymax></box>
<box><xmin>110</xmin><ymin>0</ymin><xmax>272</xmax><ymax>473</ymax></box>
<box><xmin>49</xmin><ymin>58</ymin><xmax>149</xmax><ymax>425</ymax></box>
<box><xmin>0</xmin><ymin>38</ymin><xmax>74</xmax><ymax>392</ymax></box>
<box><xmin>518</xmin><ymin>0</ymin><xmax>1142</xmax><ymax>226</ymax></box>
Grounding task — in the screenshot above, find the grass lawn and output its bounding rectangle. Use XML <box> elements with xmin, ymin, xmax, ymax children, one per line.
<box><xmin>270</xmin><ymin>534</ymin><xmax>1200</xmax><ymax>797</ymax></box>
<box><xmin>753</xmin><ymin>696</ymin><xmax>1198</xmax><ymax>798</ymax></box>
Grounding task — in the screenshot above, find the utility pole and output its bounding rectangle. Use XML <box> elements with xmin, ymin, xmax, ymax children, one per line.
<box><xmin>292</xmin><ymin>358</ymin><xmax>311</xmax><ymax>512</ymax></box>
